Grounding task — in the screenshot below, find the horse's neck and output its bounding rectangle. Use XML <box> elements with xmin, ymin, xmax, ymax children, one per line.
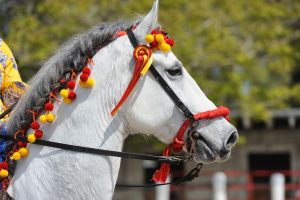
<box><xmin>7</xmin><ymin>48</ymin><xmax>130</xmax><ymax>200</ymax></box>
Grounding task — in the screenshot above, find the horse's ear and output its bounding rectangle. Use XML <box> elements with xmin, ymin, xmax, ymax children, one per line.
<box><xmin>133</xmin><ymin>0</ymin><xmax>159</xmax><ymax>42</ymax></box>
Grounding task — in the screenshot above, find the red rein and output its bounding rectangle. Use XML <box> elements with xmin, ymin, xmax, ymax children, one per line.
<box><xmin>152</xmin><ymin>106</ymin><xmax>230</xmax><ymax>183</ymax></box>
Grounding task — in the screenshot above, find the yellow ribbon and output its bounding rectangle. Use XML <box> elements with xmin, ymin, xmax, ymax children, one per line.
<box><xmin>140</xmin><ymin>55</ymin><xmax>153</xmax><ymax>76</ymax></box>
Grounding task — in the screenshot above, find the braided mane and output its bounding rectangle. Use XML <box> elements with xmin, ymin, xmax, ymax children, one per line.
<box><xmin>6</xmin><ymin>21</ymin><xmax>133</xmax><ymax>134</ymax></box>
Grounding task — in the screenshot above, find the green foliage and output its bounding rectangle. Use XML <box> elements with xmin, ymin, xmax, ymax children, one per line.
<box><xmin>1</xmin><ymin>0</ymin><xmax>300</xmax><ymax>121</ymax></box>
<box><xmin>124</xmin><ymin>134</ymin><xmax>165</xmax><ymax>153</ymax></box>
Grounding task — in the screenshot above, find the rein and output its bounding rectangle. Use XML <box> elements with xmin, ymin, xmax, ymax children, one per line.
<box><xmin>0</xmin><ymin>128</ymin><xmax>201</xmax><ymax>188</ymax></box>
<box><xmin>0</xmin><ymin>27</ymin><xmax>231</xmax><ymax>188</ymax></box>
<box><xmin>0</xmin><ymin>134</ymin><xmax>189</xmax><ymax>165</ymax></box>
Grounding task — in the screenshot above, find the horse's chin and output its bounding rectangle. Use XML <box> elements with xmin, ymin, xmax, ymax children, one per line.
<box><xmin>192</xmin><ymin>152</ymin><xmax>231</xmax><ymax>164</ymax></box>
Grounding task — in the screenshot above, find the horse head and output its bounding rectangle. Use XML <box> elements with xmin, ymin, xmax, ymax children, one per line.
<box><xmin>120</xmin><ymin>0</ymin><xmax>238</xmax><ymax>165</ymax></box>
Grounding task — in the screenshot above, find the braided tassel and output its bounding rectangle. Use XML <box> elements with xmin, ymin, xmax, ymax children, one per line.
<box><xmin>152</xmin><ymin>145</ymin><xmax>171</xmax><ymax>183</ymax></box>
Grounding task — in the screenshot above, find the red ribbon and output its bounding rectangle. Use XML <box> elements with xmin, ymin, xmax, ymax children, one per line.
<box><xmin>152</xmin><ymin>106</ymin><xmax>230</xmax><ymax>183</ymax></box>
<box><xmin>111</xmin><ymin>46</ymin><xmax>152</xmax><ymax>116</ymax></box>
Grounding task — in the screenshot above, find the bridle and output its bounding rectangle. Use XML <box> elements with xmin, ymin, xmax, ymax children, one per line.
<box><xmin>0</xmin><ymin>27</ymin><xmax>230</xmax><ymax>188</ymax></box>
<box><xmin>122</xmin><ymin>28</ymin><xmax>230</xmax><ymax>183</ymax></box>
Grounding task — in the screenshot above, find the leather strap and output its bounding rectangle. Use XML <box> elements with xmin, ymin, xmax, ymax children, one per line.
<box><xmin>126</xmin><ymin>28</ymin><xmax>194</xmax><ymax>120</ymax></box>
<box><xmin>149</xmin><ymin>67</ymin><xmax>194</xmax><ymax>119</ymax></box>
<box><xmin>116</xmin><ymin>163</ymin><xmax>202</xmax><ymax>188</ymax></box>
<box><xmin>0</xmin><ymin>134</ymin><xmax>189</xmax><ymax>164</ymax></box>
<box><xmin>126</xmin><ymin>28</ymin><xmax>139</xmax><ymax>48</ymax></box>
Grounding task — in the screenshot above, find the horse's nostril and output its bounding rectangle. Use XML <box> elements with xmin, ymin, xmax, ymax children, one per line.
<box><xmin>226</xmin><ymin>130</ymin><xmax>238</xmax><ymax>149</ymax></box>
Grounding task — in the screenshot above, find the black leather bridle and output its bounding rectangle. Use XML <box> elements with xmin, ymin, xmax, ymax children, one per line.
<box><xmin>0</xmin><ymin>28</ymin><xmax>203</xmax><ymax>187</ymax></box>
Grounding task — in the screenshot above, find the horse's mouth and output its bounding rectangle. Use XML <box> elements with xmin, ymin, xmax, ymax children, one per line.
<box><xmin>187</xmin><ymin>132</ymin><xmax>231</xmax><ymax>164</ymax></box>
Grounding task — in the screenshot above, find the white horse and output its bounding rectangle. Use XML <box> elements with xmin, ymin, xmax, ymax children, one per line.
<box><xmin>4</xmin><ymin>1</ymin><xmax>238</xmax><ymax>199</ymax></box>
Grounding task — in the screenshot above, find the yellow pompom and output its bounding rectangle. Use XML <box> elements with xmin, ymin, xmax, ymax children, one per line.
<box><xmin>39</xmin><ymin>114</ymin><xmax>47</xmax><ymax>123</ymax></box>
<box><xmin>63</xmin><ymin>97</ymin><xmax>72</xmax><ymax>104</ymax></box>
<box><xmin>0</xmin><ymin>169</ymin><xmax>8</xmax><ymax>178</ymax></box>
<box><xmin>86</xmin><ymin>78</ymin><xmax>94</xmax><ymax>87</ymax></box>
<box><xmin>19</xmin><ymin>148</ymin><xmax>29</xmax><ymax>157</ymax></box>
<box><xmin>60</xmin><ymin>89</ymin><xmax>69</xmax><ymax>98</ymax></box>
<box><xmin>46</xmin><ymin>113</ymin><xmax>55</xmax><ymax>122</ymax></box>
<box><xmin>145</xmin><ymin>34</ymin><xmax>154</xmax><ymax>43</ymax></box>
<box><xmin>158</xmin><ymin>42</ymin><xmax>171</xmax><ymax>52</ymax></box>
<box><xmin>79</xmin><ymin>80</ymin><xmax>88</xmax><ymax>88</ymax></box>
<box><xmin>11</xmin><ymin>152</ymin><xmax>21</xmax><ymax>160</ymax></box>
<box><xmin>155</xmin><ymin>34</ymin><xmax>164</xmax><ymax>43</ymax></box>
<box><xmin>27</xmin><ymin>134</ymin><xmax>36</xmax><ymax>143</ymax></box>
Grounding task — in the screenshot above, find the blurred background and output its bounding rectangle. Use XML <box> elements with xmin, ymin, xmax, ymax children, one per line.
<box><xmin>1</xmin><ymin>0</ymin><xmax>300</xmax><ymax>199</ymax></box>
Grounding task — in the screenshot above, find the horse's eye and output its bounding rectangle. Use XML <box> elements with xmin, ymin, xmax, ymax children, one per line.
<box><xmin>166</xmin><ymin>67</ymin><xmax>182</xmax><ymax>76</ymax></box>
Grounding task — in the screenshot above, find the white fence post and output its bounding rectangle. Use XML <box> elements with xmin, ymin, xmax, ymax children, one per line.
<box><xmin>212</xmin><ymin>172</ymin><xmax>227</xmax><ymax>200</ymax></box>
<box><xmin>270</xmin><ymin>173</ymin><xmax>285</xmax><ymax>200</ymax></box>
<box><xmin>155</xmin><ymin>176</ymin><xmax>170</xmax><ymax>200</ymax></box>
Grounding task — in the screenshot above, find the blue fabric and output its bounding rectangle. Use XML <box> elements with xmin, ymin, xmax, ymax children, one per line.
<box><xmin>0</xmin><ymin>143</ymin><xmax>6</xmax><ymax>152</ymax></box>
<box><xmin>0</xmin><ymin>122</ymin><xmax>7</xmax><ymax>154</ymax></box>
<box><xmin>0</xmin><ymin>153</ymin><xmax>6</xmax><ymax>160</ymax></box>
<box><xmin>1</xmin><ymin>128</ymin><xmax>7</xmax><ymax>135</ymax></box>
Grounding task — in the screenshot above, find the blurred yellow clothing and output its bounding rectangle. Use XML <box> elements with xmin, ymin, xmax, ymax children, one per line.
<box><xmin>0</xmin><ymin>39</ymin><xmax>26</xmax><ymax>122</ymax></box>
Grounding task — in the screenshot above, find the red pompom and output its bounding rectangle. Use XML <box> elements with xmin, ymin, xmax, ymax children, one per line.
<box><xmin>80</xmin><ymin>73</ymin><xmax>89</xmax><ymax>82</ymax></box>
<box><xmin>151</xmin><ymin>30</ymin><xmax>159</xmax><ymax>35</ymax></box>
<box><xmin>30</xmin><ymin>121</ymin><xmax>40</xmax><ymax>130</ymax></box>
<box><xmin>45</xmin><ymin>102</ymin><xmax>54</xmax><ymax>111</ymax></box>
<box><xmin>82</xmin><ymin>67</ymin><xmax>91</xmax><ymax>75</ymax></box>
<box><xmin>166</xmin><ymin>39</ymin><xmax>175</xmax><ymax>47</ymax></box>
<box><xmin>59</xmin><ymin>79</ymin><xmax>66</xmax><ymax>84</ymax></box>
<box><xmin>0</xmin><ymin>162</ymin><xmax>8</xmax><ymax>170</ymax></box>
<box><xmin>68</xmin><ymin>91</ymin><xmax>77</xmax><ymax>100</ymax></box>
<box><xmin>67</xmin><ymin>80</ymin><xmax>76</xmax><ymax>90</ymax></box>
<box><xmin>17</xmin><ymin>141</ymin><xmax>28</xmax><ymax>148</ymax></box>
<box><xmin>34</xmin><ymin>130</ymin><xmax>43</xmax><ymax>139</ymax></box>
